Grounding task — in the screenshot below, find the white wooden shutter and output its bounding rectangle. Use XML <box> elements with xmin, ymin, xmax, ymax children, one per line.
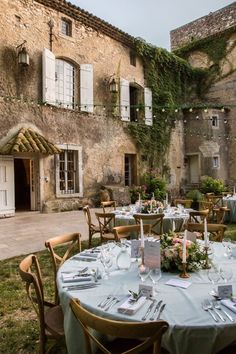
<box><xmin>120</xmin><ymin>78</ymin><xmax>130</xmax><ymax>121</ymax></box>
<box><xmin>80</xmin><ymin>64</ymin><xmax>94</xmax><ymax>113</ymax></box>
<box><xmin>42</xmin><ymin>48</ymin><xmax>56</xmax><ymax>105</ymax></box>
<box><xmin>144</xmin><ymin>87</ymin><xmax>153</xmax><ymax>126</ymax></box>
<box><xmin>0</xmin><ymin>156</ymin><xmax>15</xmax><ymax>217</ymax></box>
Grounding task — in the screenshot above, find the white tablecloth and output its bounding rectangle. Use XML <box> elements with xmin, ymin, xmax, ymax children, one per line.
<box><xmin>57</xmin><ymin>242</ymin><xmax>236</xmax><ymax>354</ymax></box>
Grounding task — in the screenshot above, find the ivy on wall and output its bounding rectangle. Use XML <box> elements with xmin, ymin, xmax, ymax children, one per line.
<box><xmin>127</xmin><ymin>39</ymin><xmax>207</xmax><ymax>172</ymax></box>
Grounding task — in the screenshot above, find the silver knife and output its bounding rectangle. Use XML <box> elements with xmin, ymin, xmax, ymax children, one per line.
<box><xmin>142</xmin><ymin>299</ymin><xmax>157</xmax><ymax>321</ymax></box>
<box><xmin>150</xmin><ymin>300</ymin><xmax>162</xmax><ymax>320</ymax></box>
<box><xmin>156</xmin><ymin>303</ymin><xmax>166</xmax><ymax>319</ymax></box>
<box><xmin>221</xmin><ymin>309</ymin><xmax>234</xmax><ymax>322</ymax></box>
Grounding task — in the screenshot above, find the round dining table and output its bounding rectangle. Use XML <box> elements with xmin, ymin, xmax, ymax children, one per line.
<box><xmin>57</xmin><ymin>242</ymin><xmax>236</xmax><ymax>354</ymax></box>
<box><xmin>113</xmin><ymin>207</ymin><xmax>190</xmax><ymax>233</ymax></box>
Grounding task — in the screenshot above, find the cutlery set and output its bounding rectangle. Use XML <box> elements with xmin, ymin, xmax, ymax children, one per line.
<box><xmin>202</xmin><ymin>300</ymin><xmax>234</xmax><ymax>322</ymax></box>
<box><xmin>97</xmin><ymin>294</ymin><xmax>122</xmax><ymax>311</ymax></box>
<box><xmin>142</xmin><ymin>300</ymin><xmax>165</xmax><ymax>321</ymax></box>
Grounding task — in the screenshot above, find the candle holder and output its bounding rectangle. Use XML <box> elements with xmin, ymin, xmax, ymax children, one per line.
<box><xmin>179</xmin><ymin>262</ymin><xmax>190</xmax><ymax>278</ymax></box>
<box><xmin>202</xmin><ymin>246</ymin><xmax>211</xmax><ymax>269</ymax></box>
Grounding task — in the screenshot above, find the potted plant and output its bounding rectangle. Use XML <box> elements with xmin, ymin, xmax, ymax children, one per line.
<box><xmin>186</xmin><ymin>189</ymin><xmax>203</xmax><ymax>210</ymax></box>
<box><xmin>200</xmin><ymin>176</ymin><xmax>228</xmax><ymax>195</ymax></box>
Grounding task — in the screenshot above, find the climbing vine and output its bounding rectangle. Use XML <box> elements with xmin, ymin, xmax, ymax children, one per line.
<box><xmin>127</xmin><ymin>39</ymin><xmax>207</xmax><ymax>173</ymax></box>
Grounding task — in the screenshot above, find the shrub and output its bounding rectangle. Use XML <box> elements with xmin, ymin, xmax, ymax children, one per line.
<box><xmin>186</xmin><ymin>189</ymin><xmax>203</xmax><ymax>202</ymax></box>
<box><xmin>200</xmin><ymin>176</ymin><xmax>227</xmax><ymax>195</ymax></box>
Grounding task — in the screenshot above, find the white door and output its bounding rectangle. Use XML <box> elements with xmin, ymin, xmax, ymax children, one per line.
<box><xmin>189</xmin><ymin>155</ymin><xmax>199</xmax><ymax>183</ymax></box>
<box><xmin>0</xmin><ymin>156</ymin><xmax>15</xmax><ymax>216</ymax></box>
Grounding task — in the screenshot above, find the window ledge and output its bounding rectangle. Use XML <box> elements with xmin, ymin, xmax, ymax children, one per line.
<box><xmin>56</xmin><ymin>193</ymin><xmax>83</xmax><ymax>198</ymax></box>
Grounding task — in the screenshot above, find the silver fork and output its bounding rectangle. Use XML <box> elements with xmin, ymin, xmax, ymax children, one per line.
<box><xmin>97</xmin><ymin>294</ymin><xmax>112</xmax><ymax>308</ymax></box>
<box><xmin>213</xmin><ymin>301</ymin><xmax>234</xmax><ymax>322</ymax></box>
<box><xmin>210</xmin><ymin>301</ymin><xmax>225</xmax><ymax>321</ymax></box>
<box><xmin>202</xmin><ymin>301</ymin><xmax>218</xmax><ymax>322</ymax></box>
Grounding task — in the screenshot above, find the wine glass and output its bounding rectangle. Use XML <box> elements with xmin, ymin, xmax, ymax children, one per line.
<box><xmin>219</xmin><ymin>267</ymin><xmax>233</xmax><ymax>283</ymax></box>
<box><xmin>138</xmin><ymin>264</ymin><xmax>151</xmax><ymax>282</ymax></box>
<box><xmin>99</xmin><ymin>250</ymin><xmax>113</xmax><ymax>279</ymax></box>
<box><xmin>149</xmin><ymin>268</ymin><xmax>162</xmax><ymax>294</ymax></box>
<box><xmin>207</xmin><ymin>267</ymin><xmax>221</xmax><ymax>296</ymax></box>
<box><xmin>222</xmin><ymin>238</ymin><xmax>232</xmax><ymax>258</ymax></box>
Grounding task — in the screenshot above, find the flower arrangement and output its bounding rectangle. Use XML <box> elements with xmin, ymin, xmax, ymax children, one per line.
<box><xmin>141</xmin><ymin>200</ymin><xmax>163</xmax><ymax>214</ymax></box>
<box><xmin>160</xmin><ymin>233</ymin><xmax>206</xmax><ymax>272</ymax></box>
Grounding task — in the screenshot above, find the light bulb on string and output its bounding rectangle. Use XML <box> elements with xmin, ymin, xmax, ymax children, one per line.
<box><xmin>196</xmin><ymin>115</ymin><xmax>199</xmax><ymax>120</ymax></box>
<box><xmin>175</xmin><ymin>109</ymin><xmax>178</xmax><ymax>113</ymax></box>
<box><xmin>189</xmin><ymin>108</ymin><xmax>193</xmax><ymax>112</ymax></box>
<box><xmin>221</xmin><ymin>107</ymin><xmax>225</xmax><ymax>112</ymax></box>
<box><xmin>204</xmin><ymin>108</ymin><xmax>208</xmax><ymax>113</ymax></box>
<box><xmin>161</xmin><ymin>108</ymin><xmax>165</xmax><ymax>112</ymax></box>
<box><xmin>224</xmin><ymin>119</ymin><xmax>227</xmax><ymax>124</ymax></box>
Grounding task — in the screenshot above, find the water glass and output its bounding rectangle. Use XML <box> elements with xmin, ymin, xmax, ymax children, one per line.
<box><xmin>149</xmin><ymin>268</ymin><xmax>162</xmax><ymax>294</ymax></box>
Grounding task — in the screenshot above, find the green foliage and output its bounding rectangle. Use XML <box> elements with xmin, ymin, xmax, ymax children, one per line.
<box><xmin>127</xmin><ymin>39</ymin><xmax>207</xmax><ymax>170</ymax></box>
<box><xmin>200</xmin><ymin>176</ymin><xmax>227</xmax><ymax>194</ymax></box>
<box><xmin>141</xmin><ymin>172</ymin><xmax>167</xmax><ymax>200</ymax></box>
<box><xmin>186</xmin><ymin>189</ymin><xmax>204</xmax><ymax>202</ymax></box>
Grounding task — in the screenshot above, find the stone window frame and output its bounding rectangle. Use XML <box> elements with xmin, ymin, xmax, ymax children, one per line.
<box><xmin>212</xmin><ymin>155</ymin><xmax>220</xmax><ymax>169</ymax></box>
<box><xmin>211</xmin><ymin>114</ymin><xmax>219</xmax><ymax>129</ymax></box>
<box><xmin>61</xmin><ymin>17</ymin><xmax>72</xmax><ymax>37</ymax></box>
<box><xmin>130</xmin><ymin>51</ymin><xmax>137</xmax><ymax>67</ymax></box>
<box><xmin>55</xmin><ymin>144</ymin><xmax>83</xmax><ymax>198</ymax></box>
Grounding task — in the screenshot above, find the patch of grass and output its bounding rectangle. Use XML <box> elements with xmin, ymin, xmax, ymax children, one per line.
<box><xmin>0</xmin><ymin>238</ymin><xmax>100</xmax><ymax>354</ymax></box>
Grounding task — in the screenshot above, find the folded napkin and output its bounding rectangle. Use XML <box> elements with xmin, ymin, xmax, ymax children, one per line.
<box><xmin>221</xmin><ymin>299</ymin><xmax>236</xmax><ymax>313</ymax></box>
<box><xmin>73</xmin><ymin>251</ymin><xmax>100</xmax><ymax>262</ymax></box>
<box><xmin>118</xmin><ymin>296</ymin><xmax>146</xmax><ymax>315</ymax></box>
<box><xmin>80</xmin><ymin>252</ymin><xmax>99</xmax><ymax>259</ymax></box>
<box><xmin>62</xmin><ymin>273</ymin><xmax>93</xmax><ymax>283</ymax></box>
<box><xmin>165</xmin><ymin>279</ymin><xmax>191</xmax><ymax>289</ymax></box>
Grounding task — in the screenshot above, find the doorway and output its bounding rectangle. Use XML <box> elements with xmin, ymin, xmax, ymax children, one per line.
<box><xmin>14</xmin><ymin>158</ymin><xmax>31</xmax><ymax>211</ymax></box>
<box><xmin>188</xmin><ymin>155</ymin><xmax>200</xmax><ymax>184</ymax></box>
<box><xmin>124</xmin><ymin>154</ymin><xmax>137</xmax><ymax>186</ymax></box>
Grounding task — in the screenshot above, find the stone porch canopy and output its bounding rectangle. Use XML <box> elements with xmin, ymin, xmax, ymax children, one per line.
<box><xmin>0</xmin><ymin>127</ymin><xmax>61</xmax><ymax>155</ymax></box>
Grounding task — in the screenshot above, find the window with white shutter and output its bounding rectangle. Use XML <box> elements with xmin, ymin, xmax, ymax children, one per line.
<box><xmin>80</xmin><ymin>64</ymin><xmax>94</xmax><ymax>113</ymax></box>
<box><xmin>144</xmin><ymin>87</ymin><xmax>153</xmax><ymax>126</ymax></box>
<box><xmin>55</xmin><ymin>59</ymin><xmax>75</xmax><ymax>109</ymax></box>
<box><xmin>120</xmin><ymin>78</ymin><xmax>130</xmax><ymax>121</ymax></box>
<box><xmin>42</xmin><ymin>48</ymin><xmax>56</xmax><ymax>105</ymax></box>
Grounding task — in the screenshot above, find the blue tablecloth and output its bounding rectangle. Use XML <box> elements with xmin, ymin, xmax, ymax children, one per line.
<box><xmin>223</xmin><ymin>198</ymin><xmax>236</xmax><ymax>223</ymax></box>
<box><xmin>57</xmin><ymin>242</ymin><xmax>236</xmax><ymax>354</ymax></box>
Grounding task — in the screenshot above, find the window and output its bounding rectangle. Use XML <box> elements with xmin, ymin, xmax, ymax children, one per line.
<box><xmin>42</xmin><ymin>48</ymin><xmax>94</xmax><ymax>112</ymax></box>
<box><xmin>213</xmin><ymin>156</ymin><xmax>220</xmax><ymax>169</ymax></box>
<box><xmin>55</xmin><ymin>59</ymin><xmax>75</xmax><ymax>108</ymax></box>
<box><xmin>61</xmin><ymin>18</ymin><xmax>72</xmax><ymax>36</ymax></box>
<box><xmin>124</xmin><ymin>154</ymin><xmax>137</xmax><ymax>186</ymax></box>
<box><xmin>130</xmin><ymin>52</ymin><xmax>136</xmax><ymax>67</ymax></box>
<box><xmin>56</xmin><ymin>145</ymin><xmax>83</xmax><ymax>197</ymax></box>
<box><xmin>211</xmin><ymin>115</ymin><xmax>219</xmax><ymax>128</ymax></box>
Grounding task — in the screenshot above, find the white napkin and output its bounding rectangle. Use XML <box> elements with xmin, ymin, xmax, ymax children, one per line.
<box><xmin>62</xmin><ymin>273</ymin><xmax>93</xmax><ymax>283</ymax></box>
<box><xmin>118</xmin><ymin>296</ymin><xmax>146</xmax><ymax>315</ymax></box>
<box><xmin>165</xmin><ymin>279</ymin><xmax>191</xmax><ymax>289</ymax></box>
<box><xmin>221</xmin><ymin>299</ymin><xmax>236</xmax><ymax>313</ymax></box>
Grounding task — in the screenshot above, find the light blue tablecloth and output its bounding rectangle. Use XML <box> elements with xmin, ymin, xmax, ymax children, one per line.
<box><xmin>57</xmin><ymin>243</ymin><xmax>236</xmax><ymax>354</ymax></box>
<box><xmin>223</xmin><ymin>198</ymin><xmax>236</xmax><ymax>223</ymax></box>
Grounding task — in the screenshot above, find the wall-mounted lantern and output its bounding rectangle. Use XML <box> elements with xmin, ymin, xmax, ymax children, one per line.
<box><xmin>109</xmin><ymin>78</ymin><xmax>119</xmax><ymax>93</ymax></box>
<box><xmin>16</xmin><ymin>40</ymin><xmax>30</xmax><ymax>66</ymax></box>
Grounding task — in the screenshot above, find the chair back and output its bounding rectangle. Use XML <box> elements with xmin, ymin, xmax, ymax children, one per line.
<box><xmin>113</xmin><ymin>224</ymin><xmax>151</xmax><ymax>242</ymax></box>
<box><xmin>45</xmin><ymin>233</ymin><xmax>81</xmax><ymax>304</ymax></box>
<box><xmin>70</xmin><ymin>298</ymin><xmax>168</xmax><ymax>354</ymax></box>
<box><xmin>173</xmin><ymin>199</ymin><xmax>193</xmax><ymax>208</ymax></box>
<box><xmin>205</xmin><ymin>194</ymin><xmax>223</xmax><ymax>209</ymax></box>
<box><xmin>186</xmin><ymin>222</ymin><xmax>227</xmax><ymax>242</ymax></box>
<box><xmin>83</xmin><ymin>206</ymin><xmax>100</xmax><ymax>247</ymax></box>
<box><xmin>101</xmin><ymin>201</ymin><xmax>116</xmax><ymax>213</ymax></box>
<box><xmin>133</xmin><ymin>213</ymin><xmax>164</xmax><ymax>236</ymax></box>
<box><xmin>188</xmin><ymin>209</ymin><xmax>209</xmax><ymax>223</ymax></box>
<box><xmin>19</xmin><ymin>255</ymin><xmax>46</xmax><ymax>348</ymax></box>
<box><xmin>95</xmin><ymin>212</ymin><xmax>116</xmax><ymax>242</ymax></box>
<box><xmin>199</xmin><ymin>201</ymin><xmax>213</xmax><ymax>220</ymax></box>
<box><xmin>215</xmin><ymin>206</ymin><xmax>229</xmax><ymax>224</ymax></box>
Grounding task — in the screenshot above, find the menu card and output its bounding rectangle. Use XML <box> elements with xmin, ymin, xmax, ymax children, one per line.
<box><xmin>144</xmin><ymin>240</ymin><xmax>160</xmax><ymax>269</ymax></box>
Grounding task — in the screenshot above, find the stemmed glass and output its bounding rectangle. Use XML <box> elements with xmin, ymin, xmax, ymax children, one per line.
<box><xmin>219</xmin><ymin>267</ymin><xmax>233</xmax><ymax>283</ymax></box>
<box><xmin>222</xmin><ymin>238</ymin><xmax>232</xmax><ymax>258</ymax></box>
<box><xmin>207</xmin><ymin>267</ymin><xmax>221</xmax><ymax>296</ymax></box>
<box><xmin>99</xmin><ymin>250</ymin><xmax>113</xmax><ymax>279</ymax></box>
<box><xmin>149</xmin><ymin>268</ymin><xmax>162</xmax><ymax>294</ymax></box>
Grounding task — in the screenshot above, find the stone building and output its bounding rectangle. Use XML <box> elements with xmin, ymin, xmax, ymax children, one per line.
<box><xmin>171</xmin><ymin>2</ymin><xmax>236</xmax><ymax>190</ymax></box>
<box><xmin>0</xmin><ymin>0</ymin><xmax>160</xmax><ymax>216</ymax></box>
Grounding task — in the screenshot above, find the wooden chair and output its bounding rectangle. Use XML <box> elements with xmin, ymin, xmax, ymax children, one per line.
<box><xmin>205</xmin><ymin>194</ymin><xmax>223</xmax><ymax>210</ymax></box>
<box><xmin>19</xmin><ymin>254</ymin><xmax>65</xmax><ymax>354</ymax></box>
<box><xmin>133</xmin><ymin>213</ymin><xmax>164</xmax><ymax>236</ymax></box>
<box><xmin>188</xmin><ymin>209</ymin><xmax>209</xmax><ymax>223</ymax></box>
<box><xmin>101</xmin><ymin>201</ymin><xmax>116</xmax><ymax>213</ymax></box>
<box><xmin>113</xmin><ymin>224</ymin><xmax>152</xmax><ymax>242</ymax></box>
<box><xmin>83</xmin><ymin>205</ymin><xmax>100</xmax><ymax>247</ymax></box>
<box><xmin>45</xmin><ymin>232</ymin><xmax>81</xmax><ymax>304</ymax></box>
<box><xmin>70</xmin><ymin>298</ymin><xmax>169</xmax><ymax>354</ymax></box>
<box><xmin>199</xmin><ymin>201</ymin><xmax>214</xmax><ymax>220</ymax></box>
<box><xmin>186</xmin><ymin>222</ymin><xmax>227</xmax><ymax>242</ymax></box>
<box><xmin>215</xmin><ymin>206</ymin><xmax>230</xmax><ymax>224</ymax></box>
<box><xmin>173</xmin><ymin>199</ymin><xmax>193</xmax><ymax>208</ymax></box>
<box><xmin>95</xmin><ymin>212</ymin><xmax>116</xmax><ymax>242</ymax></box>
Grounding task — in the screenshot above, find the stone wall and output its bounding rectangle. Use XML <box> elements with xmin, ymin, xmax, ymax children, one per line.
<box><xmin>171</xmin><ymin>2</ymin><xmax>236</xmax><ymax>50</ymax></box>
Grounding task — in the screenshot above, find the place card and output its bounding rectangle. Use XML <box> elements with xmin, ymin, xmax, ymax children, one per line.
<box><xmin>139</xmin><ymin>283</ymin><xmax>153</xmax><ymax>298</ymax></box>
<box><xmin>187</xmin><ymin>231</ymin><xmax>197</xmax><ymax>242</ymax></box>
<box><xmin>131</xmin><ymin>240</ymin><xmax>141</xmax><ymax>258</ymax></box>
<box><xmin>144</xmin><ymin>240</ymin><xmax>160</xmax><ymax>269</ymax></box>
<box><xmin>165</xmin><ymin>278</ymin><xmax>192</xmax><ymax>289</ymax></box>
<box><xmin>218</xmin><ymin>285</ymin><xmax>233</xmax><ymax>299</ymax></box>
